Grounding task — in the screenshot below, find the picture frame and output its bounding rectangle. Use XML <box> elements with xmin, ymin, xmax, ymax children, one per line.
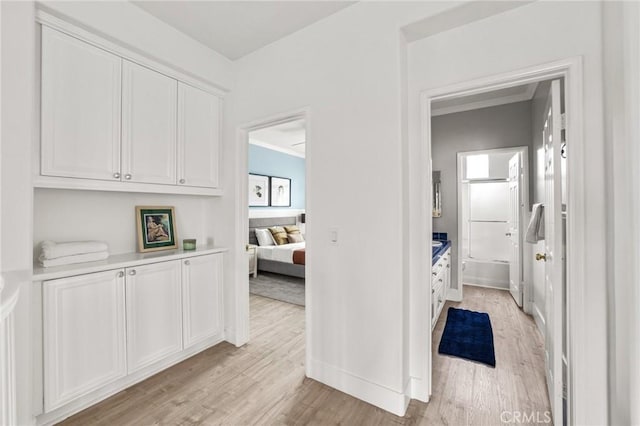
<box><xmin>135</xmin><ymin>206</ymin><xmax>177</xmax><ymax>252</ymax></box>
<box><xmin>249</xmin><ymin>173</ymin><xmax>270</xmax><ymax>207</ymax></box>
<box><xmin>270</xmin><ymin>176</ymin><xmax>291</xmax><ymax>207</ymax></box>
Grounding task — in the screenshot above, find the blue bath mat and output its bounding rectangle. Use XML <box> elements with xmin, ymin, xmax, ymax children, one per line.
<box><xmin>438</xmin><ymin>307</ymin><xmax>496</xmax><ymax>367</ymax></box>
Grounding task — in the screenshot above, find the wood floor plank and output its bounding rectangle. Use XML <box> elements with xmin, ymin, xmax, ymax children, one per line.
<box><xmin>60</xmin><ymin>286</ymin><xmax>550</xmax><ymax>425</ymax></box>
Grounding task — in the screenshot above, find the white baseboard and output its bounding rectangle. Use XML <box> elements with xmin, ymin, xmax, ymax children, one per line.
<box><xmin>308</xmin><ymin>357</ymin><xmax>409</xmax><ymax>416</ymax></box>
<box><xmin>463</xmin><ymin>282</ymin><xmax>509</xmax><ymax>291</ymax></box>
<box><xmin>532</xmin><ymin>303</ymin><xmax>545</xmax><ymax>337</ymax></box>
<box><xmin>447</xmin><ymin>286</ymin><xmax>462</xmax><ymax>302</ymax></box>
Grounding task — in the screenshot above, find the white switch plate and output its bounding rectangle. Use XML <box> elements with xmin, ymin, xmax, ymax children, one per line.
<box><xmin>329</xmin><ymin>227</ymin><xmax>338</xmax><ymax>245</ymax></box>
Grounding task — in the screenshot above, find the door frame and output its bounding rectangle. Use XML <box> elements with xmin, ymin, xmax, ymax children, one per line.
<box><xmin>413</xmin><ymin>57</ymin><xmax>585</xmax><ymax>424</ymax></box>
<box><xmin>454</xmin><ymin>146</ymin><xmax>529</xmax><ymax>305</ymax></box>
<box><xmin>233</xmin><ymin>107</ymin><xmax>310</xmax><ymax>365</ymax></box>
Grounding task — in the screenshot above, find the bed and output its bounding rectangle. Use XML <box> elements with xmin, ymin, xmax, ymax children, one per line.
<box><xmin>249</xmin><ymin>217</ymin><xmax>305</xmax><ymax>278</ymax></box>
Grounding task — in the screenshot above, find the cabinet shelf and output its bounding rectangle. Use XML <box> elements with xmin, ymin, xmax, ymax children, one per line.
<box><xmin>33</xmin><ymin>245</ymin><xmax>228</xmax><ymax>281</ymax></box>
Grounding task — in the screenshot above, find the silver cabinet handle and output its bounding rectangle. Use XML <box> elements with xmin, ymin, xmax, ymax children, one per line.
<box><xmin>117</xmin><ymin>271</ymin><xmax>124</xmax><ymax>278</ymax></box>
<box><xmin>505</xmin><ymin>232</ymin><xmax>512</xmax><ymax>236</ymax></box>
<box><xmin>438</xmin><ymin>279</ymin><xmax>443</xmax><ymax>283</ymax></box>
<box><xmin>113</xmin><ymin>172</ymin><xmax>121</xmax><ymax>179</ymax></box>
<box><xmin>184</xmin><ymin>260</ymin><xmax>190</xmax><ymax>266</ymax></box>
<box><xmin>179</xmin><ymin>178</ymin><xmax>185</xmax><ymax>184</ymax></box>
<box><xmin>129</xmin><ymin>270</ymin><xmax>136</xmax><ymax>276</ymax></box>
<box><xmin>432</xmin><ymin>272</ymin><xmax>437</xmax><ymax>276</ymax></box>
<box><xmin>125</xmin><ymin>174</ymin><xmax>132</xmax><ymax>180</ymax></box>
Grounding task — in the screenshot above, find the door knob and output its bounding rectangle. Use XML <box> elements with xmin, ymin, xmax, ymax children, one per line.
<box><xmin>535</xmin><ymin>253</ymin><xmax>547</xmax><ymax>261</ymax></box>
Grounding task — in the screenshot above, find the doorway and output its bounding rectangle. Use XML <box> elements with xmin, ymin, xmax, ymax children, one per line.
<box><xmin>414</xmin><ymin>59</ymin><xmax>583</xmax><ymax>425</ymax></box>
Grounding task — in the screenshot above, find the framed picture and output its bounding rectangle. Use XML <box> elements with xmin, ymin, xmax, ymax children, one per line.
<box><xmin>249</xmin><ymin>174</ymin><xmax>270</xmax><ymax>207</ymax></box>
<box><xmin>270</xmin><ymin>176</ymin><xmax>291</xmax><ymax>207</ymax></box>
<box><xmin>136</xmin><ymin>206</ymin><xmax>177</xmax><ymax>252</ymax></box>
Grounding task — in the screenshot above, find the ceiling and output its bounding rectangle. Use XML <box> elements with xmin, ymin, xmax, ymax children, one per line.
<box><xmin>249</xmin><ymin>119</ymin><xmax>306</xmax><ymax>158</ymax></box>
<box><xmin>431</xmin><ymin>82</ymin><xmax>539</xmax><ymax>117</ymax></box>
<box><xmin>132</xmin><ymin>1</ymin><xmax>355</xmax><ymax>60</ymax></box>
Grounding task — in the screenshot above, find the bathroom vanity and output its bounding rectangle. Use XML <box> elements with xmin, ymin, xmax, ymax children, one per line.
<box><xmin>431</xmin><ymin>239</ymin><xmax>451</xmax><ymax>329</ymax></box>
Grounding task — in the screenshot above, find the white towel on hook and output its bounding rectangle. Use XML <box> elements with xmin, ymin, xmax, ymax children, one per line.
<box><xmin>525</xmin><ymin>203</ymin><xmax>545</xmax><ymax>243</ymax></box>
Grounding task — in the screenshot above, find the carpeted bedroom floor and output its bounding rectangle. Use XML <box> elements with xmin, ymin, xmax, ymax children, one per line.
<box><xmin>249</xmin><ymin>271</ymin><xmax>305</xmax><ymax>306</ymax></box>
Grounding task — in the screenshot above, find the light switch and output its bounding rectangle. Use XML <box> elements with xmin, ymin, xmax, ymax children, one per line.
<box><xmin>329</xmin><ymin>227</ymin><xmax>338</xmax><ymax>244</ymax></box>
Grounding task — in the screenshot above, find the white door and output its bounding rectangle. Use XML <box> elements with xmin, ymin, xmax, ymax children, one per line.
<box><xmin>541</xmin><ymin>79</ymin><xmax>564</xmax><ymax>424</ymax></box>
<box><xmin>121</xmin><ymin>60</ymin><xmax>177</xmax><ymax>184</ymax></box>
<box><xmin>41</xmin><ymin>27</ymin><xmax>122</xmax><ymax>181</ymax></box>
<box><xmin>182</xmin><ymin>254</ymin><xmax>223</xmax><ymax>349</ymax></box>
<box><xmin>508</xmin><ymin>153</ymin><xmax>523</xmax><ymax>307</ymax></box>
<box><xmin>43</xmin><ymin>270</ymin><xmax>127</xmax><ymax>411</ymax></box>
<box><xmin>126</xmin><ymin>261</ymin><xmax>182</xmax><ymax>374</ymax></box>
<box><xmin>177</xmin><ymin>82</ymin><xmax>221</xmax><ymax>188</ymax></box>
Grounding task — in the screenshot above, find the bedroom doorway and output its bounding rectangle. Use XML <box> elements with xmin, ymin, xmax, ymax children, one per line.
<box><xmin>235</xmin><ymin>109</ymin><xmax>309</xmax><ymax>368</ymax></box>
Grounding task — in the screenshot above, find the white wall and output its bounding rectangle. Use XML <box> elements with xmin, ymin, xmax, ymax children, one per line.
<box><xmin>231</xmin><ymin>1</ymin><xmax>458</xmax><ymax>414</ymax></box>
<box><xmin>408</xmin><ymin>2</ymin><xmax>607</xmax><ymax>424</ymax></box>
<box><xmin>602</xmin><ymin>2</ymin><xmax>640</xmax><ymax>424</ymax></box>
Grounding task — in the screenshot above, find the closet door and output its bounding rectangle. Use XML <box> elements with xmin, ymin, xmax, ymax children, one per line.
<box><xmin>41</xmin><ymin>26</ymin><xmax>122</xmax><ymax>181</ymax></box>
<box><xmin>177</xmin><ymin>83</ymin><xmax>221</xmax><ymax>188</ymax></box>
<box><xmin>121</xmin><ymin>60</ymin><xmax>177</xmax><ymax>185</ymax></box>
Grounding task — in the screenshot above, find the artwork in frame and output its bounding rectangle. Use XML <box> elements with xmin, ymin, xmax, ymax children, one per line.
<box><xmin>249</xmin><ymin>173</ymin><xmax>270</xmax><ymax>207</ymax></box>
<box><xmin>135</xmin><ymin>206</ymin><xmax>178</xmax><ymax>252</ymax></box>
<box><xmin>270</xmin><ymin>176</ymin><xmax>291</xmax><ymax>207</ymax></box>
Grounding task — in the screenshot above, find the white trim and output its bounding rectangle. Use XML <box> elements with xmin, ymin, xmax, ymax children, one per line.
<box><xmin>307</xmin><ymin>357</ymin><xmax>409</xmax><ymax>417</ymax></box>
<box><xmin>35</xmin><ymin>9</ymin><xmax>228</xmax><ymax>97</ymax></box>
<box><xmin>431</xmin><ymin>82</ymin><xmax>538</xmax><ymax>117</ymax></box>
<box><xmin>463</xmin><ymin>282</ymin><xmax>509</xmax><ymax>291</ymax></box>
<box><xmin>415</xmin><ymin>57</ymin><xmax>586</xmax><ymax>426</ymax></box>
<box><xmin>533</xmin><ymin>302</ymin><xmax>546</xmax><ymax>338</ymax></box>
<box><xmin>248</xmin><ymin>138</ymin><xmax>305</xmax><ymax>159</ymax></box>
<box><xmin>234</xmin><ymin>108</ymin><xmax>310</xmax><ymax>351</ymax></box>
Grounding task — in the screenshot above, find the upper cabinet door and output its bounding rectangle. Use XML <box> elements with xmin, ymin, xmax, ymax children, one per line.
<box><xmin>122</xmin><ymin>61</ymin><xmax>177</xmax><ymax>185</ymax></box>
<box><xmin>41</xmin><ymin>27</ymin><xmax>122</xmax><ymax>181</ymax></box>
<box><xmin>177</xmin><ymin>83</ymin><xmax>221</xmax><ymax>188</ymax></box>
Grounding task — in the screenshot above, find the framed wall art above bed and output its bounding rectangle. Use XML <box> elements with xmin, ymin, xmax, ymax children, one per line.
<box><xmin>249</xmin><ymin>173</ymin><xmax>270</xmax><ymax>207</ymax></box>
<box><xmin>270</xmin><ymin>176</ymin><xmax>291</xmax><ymax>207</ymax></box>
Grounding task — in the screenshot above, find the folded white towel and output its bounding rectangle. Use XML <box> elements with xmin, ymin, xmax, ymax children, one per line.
<box><xmin>40</xmin><ymin>240</ymin><xmax>109</xmax><ymax>261</ymax></box>
<box><xmin>525</xmin><ymin>203</ymin><xmax>545</xmax><ymax>243</ymax></box>
<box><xmin>40</xmin><ymin>251</ymin><xmax>109</xmax><ymax>268</ymax></box>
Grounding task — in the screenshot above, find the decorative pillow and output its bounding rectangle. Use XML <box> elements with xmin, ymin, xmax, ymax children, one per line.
<box><xmin>284</xmin><ymin>225</ymin><xmax>300</xmax><ymax>235</ymax></box>
<box><xmin>255</xmin><ymin>228</ymin><xmax>275</xmax><ymax>246</ymax></box>
<box><xmin>268</xmin><ymin>226</ymin><xmax>289</xmax><ymax>245</ymax></box>
<box><xmin>288</xmin><ymin>233</ymin><xmax>304</xmax><ymax>243</ymax></box>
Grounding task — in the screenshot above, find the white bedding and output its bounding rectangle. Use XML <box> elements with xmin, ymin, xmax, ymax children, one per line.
<box><xmin>256</xmin><ymin>242</ymin><xmax>305</xmax><ymax>264</ymax></box>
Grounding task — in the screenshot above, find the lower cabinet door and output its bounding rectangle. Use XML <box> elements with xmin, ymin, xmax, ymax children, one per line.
<box><xmin>182</xmin><ymin>253</ymin><xmax>223</xmax><ymax>348</ymax></box>
<box><xmin>126</xmin><ymin>261</ymin><xmax>182</xmax><ymax>373</ymax></box>
<box><xmin>43</xmin><ymin>269</ymin><xmax>127</xmax><ymax>411</ymax></box>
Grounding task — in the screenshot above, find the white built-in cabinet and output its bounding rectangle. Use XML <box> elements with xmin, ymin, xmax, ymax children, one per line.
<box><xmin>431</xmin><ymin>248</ymin><xmax>451</xmax><ymax>330</ymax></box>
<box><xmin>43</xmin><ymin>270</ymin><xmax>127</xmax><ymax>412</ymax></box>
<box><xmin>182</xmin><ymin>254</ymin><xmax>223</xmax><ymax>348</ymax></box>
<box><xmin>39</xmin><ymin>26</ymin><xmax>222</xmax><ymax>194</ymax></box>
<box><xmin>122</xmin><ymin>60</ymin><xmax>177</xmax><ymax>185</ymax></box>
<box><xmin>40</xmin><ymin>252</ymin><xmax>223</xmax><ymax>415</ymax></box>
<box><xmin>125</xmin><ymin>261</ymin><xmax>182</xmax><ymax>374</ymax></box>
<box><xmin>41</xmin><ymin>26</ymin><xmax>122</xmax><ymax>181</ymax></box>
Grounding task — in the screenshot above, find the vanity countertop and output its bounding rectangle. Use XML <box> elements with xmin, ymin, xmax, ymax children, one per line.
<box><xmin>432</xmin><ymin>240</ymin><xmax>451</xmax><ymax>266</ymax></box>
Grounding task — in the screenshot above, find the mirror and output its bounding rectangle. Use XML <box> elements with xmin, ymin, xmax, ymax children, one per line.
<box><xmin>433</xmin><ymin>171</ymin><xmax>442</xmax><ymax>217</ymax></box>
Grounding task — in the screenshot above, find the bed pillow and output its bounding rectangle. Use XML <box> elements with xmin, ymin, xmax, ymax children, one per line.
<box><xmin>255</xmin><ymin>228</ymin><xmax>275</xmax><ymax>246</ymax></box>
<box><xmin>284</xmin><ymin>225</ymin><xmax>300</xmax><ymax>235</ymax></box>
<box><xmin>288</xmin><ymin>233</ymin><xmax>304</xmax><ymax>243</ymax></box>
<box><xmin>268</xmin><ymin>226</ymin><xmax>289</xmax><ymax>245</ymax></box>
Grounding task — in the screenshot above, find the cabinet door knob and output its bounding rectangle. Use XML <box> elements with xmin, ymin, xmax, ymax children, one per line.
<box><xmin>129</xmin><ymin>269</ymin><xmax>136</xmax><ymax>276</ymax></box>
<box><xmin>117</xmin><ymin>271</ymin><xmax>124</xmax><ymax>278</ymax></box>
<box><xmin>113</xmin><ymin>172</ymin><xmax>121</xmax><ymax>179</ymax></box>
<box><xmin>125</xmin><ymin>174</ymin><xmax>132</xmax><ymax>180</ymax></box>
<box><xmin>184</xmin><ymin>260</ymin><xmax>190</xmax><ymax>266</ymax></box>
<box><xmin>179</xmin><ymin>178</ymin><xmax>185</xmax><ymax>184</ymax></box>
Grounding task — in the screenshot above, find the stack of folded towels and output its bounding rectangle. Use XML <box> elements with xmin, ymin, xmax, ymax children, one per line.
<box><xmin>39</xmin><ymin>240</ymin><xmax>109</xmax><ymax>268</ymax></box>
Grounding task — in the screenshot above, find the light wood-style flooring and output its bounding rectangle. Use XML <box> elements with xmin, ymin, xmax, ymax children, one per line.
<box><xmin>61</xmin><ymin>286</ymin><xmax>550</xmax><ymax>425</ymax></box>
